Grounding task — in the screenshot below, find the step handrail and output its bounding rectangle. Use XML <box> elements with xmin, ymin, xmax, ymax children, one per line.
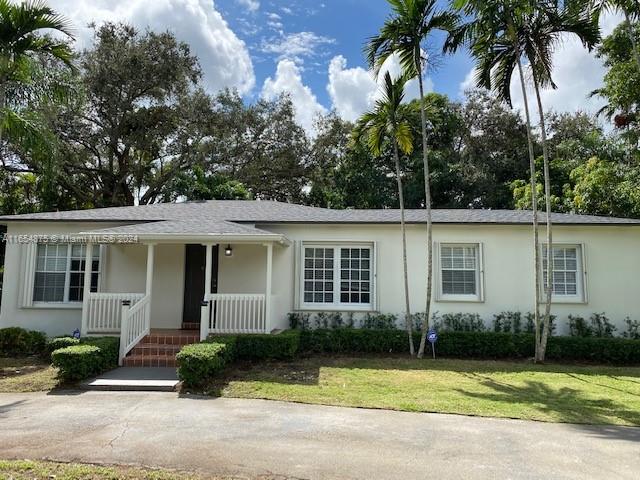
<box><xmin>118</xmin><ymin>294</ymin><xmax>151</xmax><ymax>365</ymax></box>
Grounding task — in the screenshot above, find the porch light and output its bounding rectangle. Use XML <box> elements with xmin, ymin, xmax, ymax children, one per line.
<box><xmin>224</xmin><ymin>244</ymin><xmax>233</xmax><ymax>257</ymax></box>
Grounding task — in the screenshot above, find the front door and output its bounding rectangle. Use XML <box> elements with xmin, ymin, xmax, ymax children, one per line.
<box><xmin>182</xmin><ymin>244</ymin><xmax>218</xmax><ymax>324</ymax></box>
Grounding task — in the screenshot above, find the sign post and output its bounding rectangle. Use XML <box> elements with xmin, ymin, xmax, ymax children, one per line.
<box><xmin>427</xmin><ymin>329</ymin><xmax>438</xmax><ymax>360</ymax></box>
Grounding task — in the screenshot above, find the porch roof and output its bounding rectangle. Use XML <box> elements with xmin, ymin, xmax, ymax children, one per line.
<box><xmin>78</xmin><ymin>219</ymin><xmax>289</xmax><ymax>244</ymax></box>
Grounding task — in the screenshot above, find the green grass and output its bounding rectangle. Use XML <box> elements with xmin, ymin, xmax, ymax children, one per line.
<box><xmin>0</xmin><ymin>357</ymin><xmax>61</xmax><ymax>392</ymax></box>
<box><xmin>204</xmin><ymin>356</ymin><xmax>640</xmax><ymax>426</ymax></box>
<box><xmin>0</xmin><ymin>459</ymin><xmax>262</xmax><ymax>480</ymax></box>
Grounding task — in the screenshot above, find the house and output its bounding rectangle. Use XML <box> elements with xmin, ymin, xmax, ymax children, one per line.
<box><xmin>1</xmin><ymin>200</ymin><xmax>639</xmax><ymax>366</ymax></box>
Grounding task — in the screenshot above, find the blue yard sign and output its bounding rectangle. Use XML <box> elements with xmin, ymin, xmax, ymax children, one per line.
<box><xmin>427</xmin><ymin>329</ymin><xmax>438</xmax><ymax>359</ymax></box>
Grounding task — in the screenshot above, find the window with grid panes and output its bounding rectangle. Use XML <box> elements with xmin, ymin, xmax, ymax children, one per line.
<box><xmin>301</xmin><ymin>244</ymin><xmax>373</xmax><ymax>308</ymax></box>
<box><xmin>439</xmin><ymin>244</ymin><xmax>481</xmax><ymax>300</ymax></box>
<box><xmin>33</xmin><ymin>244</ymin><xmax>100</xmax><ymax>303</ymax></box>
<box><xmin>542</xmin><ymin>245</ymin><xmax>584</xmax><ymax>299</ymax></box>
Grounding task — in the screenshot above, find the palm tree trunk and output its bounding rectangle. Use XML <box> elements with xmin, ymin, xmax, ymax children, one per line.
<box><xmin>516</xmin><ymin>58</ymin><xmax>541</xmax><ymax>355</ymax></box>
<box><xmin>0</xmin><ymin>81</ymin><xmax>5</xmax><ymax>150</ymax></box>
<box><xmin>393</xmin><ymin>141</ymin><xmax>414</xmax><ymax>356</ymax></box>
<box><xmin>533</xmin><ymin>74</ymin><xmax>553</xmax><ymax>363</ymax></box>
<box><xmin>416</xmin><ymin>67</ymin><xmax>434</xmax><ymax>359</ymax></box>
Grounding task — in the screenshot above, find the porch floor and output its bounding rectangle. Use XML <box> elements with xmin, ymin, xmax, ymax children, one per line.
<box><xmin>81</xmin><ymin>367</ymin><xmax>179</xmax><ymax>391</ymax></box>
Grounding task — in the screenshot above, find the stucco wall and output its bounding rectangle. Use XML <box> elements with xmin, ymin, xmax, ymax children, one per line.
<box><xmin>0</xmin><ymin>222</ymin><xmax>186</xmax><ymax>335</ymax></box>
<box><xmin>1</xmin><ymin>220</ymin><xmax>639</xmax><ymax>336</ymax></box>
<box><xmin>262</xmin><ymin>223</ymin><xmax>640</xmax><ymax>335</ymax></box>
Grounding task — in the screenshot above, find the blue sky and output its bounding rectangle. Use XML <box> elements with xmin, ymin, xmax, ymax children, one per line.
<box><xmin>50</xmin><ymin>0</ymin><xmax>617</xmax><ymax>133</ymax></box>
<box><xmin>216</xmin><ymin>0</ymin><xmax>474</xmax><ymax>107</ymax></box>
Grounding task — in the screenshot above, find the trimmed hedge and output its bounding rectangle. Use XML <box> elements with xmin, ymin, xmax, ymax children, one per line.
<box><xmin>51</xmin><ymin>336</ymin><xmax>119</xmax><ymax>381</ymax></box>
<box><xmin>0</xmin><ymin>327</ymin><xmax>47</xmax><ymax>357</ymax></box>
<box><xmin>45</xmin><ymin>336</ymin><xmax>80</xmax><ymax>359</ymax></box>
<box><xmin>298</xmin><ymin>329</ymin><xmax>640</xmax><ymax>365</ymax></box>
<box><xmin>176</xmin><ymin>342</ymin><xmax>235</xmax><ymax>388</ymax></box>
<box><xmin>211</xmin><ymin>330</ymin><xmax>300</xmax><ymax>360</ymax></box>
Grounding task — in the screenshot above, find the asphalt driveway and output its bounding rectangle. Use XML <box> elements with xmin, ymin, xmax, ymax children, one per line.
<box><xmin>1</xmin><ymin>392</ymin><xmax>639</xmax><ymax>479</ymax></box>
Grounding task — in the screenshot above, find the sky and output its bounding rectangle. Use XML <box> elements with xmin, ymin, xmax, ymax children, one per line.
<box><xmin>48</xmin><ymin>0</ymin><xmax>622</xmax><ymax>134</ymax></box>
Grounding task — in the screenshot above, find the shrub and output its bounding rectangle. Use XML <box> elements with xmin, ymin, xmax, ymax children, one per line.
<box><xmin>432</xmin><ymin>331</ymin><xmax>535</xmax><ymax>359</ymax></box>
<box><xmin>545</xmin><ymin>336</ymin><xmax>640</xmax><ymax>364</ymax></box>
<box><xmin>590</xmin><ymin>313</ymin><xmax>617</xmax><ymax>338</ymax></box>
<box><xmin>433</xmin><ymin>313</ymin><xmax>486</xmax><ymax>332</ymax></box>
<box><xmin>45</xmin><ymin>337</ymin><xmax>80</xmax><ymax>359</ymax></box>
<box><xmin>623</xmin><ymin>317</ymin><xmax>640</xmax><ymax>340</ymax></box>
<box><xmin>361</xmin><ymin>312</ymin><xmax>398</xmax><ymax>330</ymax></box>
<box><xmin>524</xmin><ymin>313</ymin><xmax>556</xmax><ymax>336</ymax></box>
<box><xmin>569</xmin><ymin>313</ymin><xmax>616</xmax><ymax>338</ymax></box>
<box><xmin>300</xmin><ymin>329</ymin><xmax>410</xmax><ymax>354</ymax></box>
<box><xmin>0</xmin><ymin>327</ymin><xmax>47</xmax><ymax>357</ymax></box>
<box><xmin>493</xmin><ymin>311</ymin><xmax>523</xmax><ymax>334</ymax></box>
<box><xmin>176</xmin><ymin>342</ymin><xmax>235</xmax><ymax>388</ymax></box>
<box><xmin>288</xmin><ymin>312</ymin><xmax>310</xmax><ymax>330</ymax></box>
<box><xmin>51</xmin><ymin>336</ymin><xmax>119</xmax><ymax>381</ymax></box>
<box><xmin>210</xmin><ymin>330</ymin><xmax>300</xmax><ymax>360</ymax></box>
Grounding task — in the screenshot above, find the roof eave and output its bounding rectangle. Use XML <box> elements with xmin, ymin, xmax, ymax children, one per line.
<box><xmin>77</xmin><ymin>231</ymin><xmax>291</xmax><ymax>246</ymax></box>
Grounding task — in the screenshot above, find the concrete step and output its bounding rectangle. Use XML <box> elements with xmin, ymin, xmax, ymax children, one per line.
<box><xmin>81</xmin><ymin>367</ymin><xmax>180</xmax><ymax>392</ymax></box>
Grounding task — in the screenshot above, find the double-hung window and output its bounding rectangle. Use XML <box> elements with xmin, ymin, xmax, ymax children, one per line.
<box><xmin>437</xmin><ymin>243</ymin><xmax>483</xmax><ymax>302</ymax></box>
<box><xmin>541</xmin><ymin>244</ymin><xmax>585</xmax><ymax>302</ymax></box>
<box><xmin>301</xmin><ymin>244</ymin><xmax>374</xmax><ymax>310</ymax></box>
<box><xmin>33</xmin><ymin>244</ymin><xmax>100</xmax><ymax>303</ymax></box>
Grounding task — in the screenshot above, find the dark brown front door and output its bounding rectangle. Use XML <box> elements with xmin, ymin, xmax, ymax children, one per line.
<box><xmin>182</xmin><ymin>244</ymin><xmax>218</xmax><ymax>324</ymax></box>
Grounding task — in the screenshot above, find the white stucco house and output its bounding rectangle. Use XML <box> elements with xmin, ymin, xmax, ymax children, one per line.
<box><xmin>1</xmin><ymin>200</ymin><xmax>639</xmax><ymax>366</ymax></box>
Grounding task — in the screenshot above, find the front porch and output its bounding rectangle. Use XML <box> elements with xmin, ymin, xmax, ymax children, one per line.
<box><xmin>79</xmin><ymin>241</ymin><xmax>280</xmax><ymax>366</ymax></box>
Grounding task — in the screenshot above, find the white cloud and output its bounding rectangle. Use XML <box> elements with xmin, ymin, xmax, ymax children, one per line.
<box><xmin>237</xmin><ymin>0</ymin><xmax>259</xmax><ymax>12</ymax></box>
<box><xmin>460</xmin><ymin>12</ymin><xmax>623</xmax><ymax>122</ymax></box>
<box><xmin>49</xmin><ymin>0</ymin><xmax>255</xmax><ymax>94</ymax></box>
<box><xmin>261</xmin><ymin>31</ymin><xmax>335</xmax><ymax>64</ymax></box>
<box><xmin>327</xmin><ymin>55</ymin><xmax>432</xmax><ymax>122</ymax></box>
<box><xmin>261</xmin><ymin>59</ymin><xmax>327</xmax><ymax>134</ymax></box>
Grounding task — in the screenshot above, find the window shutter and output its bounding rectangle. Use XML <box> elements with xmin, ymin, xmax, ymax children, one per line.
<box><xmin>432</xmin><ymin>241</ymin><xmax>440</xmax><ymax>301</ymax></box>
<box><xmin>293</xmin><ymin>240</ymin><xmax>301</xmax><ymax>310</ymax></box>
<box><xmin>20</xmin><ymin>243</ymin><xmax>37</xmax><ymax>308</ymax></box>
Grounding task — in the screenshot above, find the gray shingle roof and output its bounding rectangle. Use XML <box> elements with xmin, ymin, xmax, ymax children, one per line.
<box><xmin>0</xmin><ymin>200</ymin><xmax>638</xmax><ymax>227</ymax></box>
<box><xmin>79</xmin><ymin>219</ymin><xmax>280</xmax><ymax>237</ymax></box>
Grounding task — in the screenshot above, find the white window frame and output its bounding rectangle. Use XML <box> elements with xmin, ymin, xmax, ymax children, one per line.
<box><xmin>298</xmin><ymin>242</ymin><xmax>376</xmax><ymax>311</ymax></box>
<box><xmin>435</xmin><ymin>242</ymin><xmax>484</xmax><ymax>303</ymax></box>
<box><xmin>540</xmin><ymin>243</ymin><xmax>587</xmax><ymax>304</ymax></box>
<box><xmin>33</xmin><ymin>243</ymin><xmax>102</xmax><ymax>306</ymax></box>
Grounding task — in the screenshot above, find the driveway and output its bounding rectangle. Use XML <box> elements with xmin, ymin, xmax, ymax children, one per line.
<box><xmin>1</xmin><ymin>392</ymin><xmax>638</xmax><ymax>480</ymax></box>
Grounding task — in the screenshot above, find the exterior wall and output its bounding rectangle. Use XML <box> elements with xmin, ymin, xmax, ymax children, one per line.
<box><xmin>2</xmin><ymin>219</ymin><xmax>639</xmax><ymax>336</ymax></box>
<box><xmin>0</xmin><ymin>222</ymin><xmax>186</xmax><ymax>336</ymax></box>
<box><xmin>262</xmin><ymin>223</ymin><xmax>640</xmax><ymax>335</ymax></box>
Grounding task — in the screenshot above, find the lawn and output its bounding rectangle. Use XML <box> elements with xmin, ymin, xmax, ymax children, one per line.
<box><xmin>0</xmin><ymin>460</ymin><xmax>286</xmax><ymax>480</ymax></box>
<box><xmin>0</xmin><ymin>357</ymin><xmax>60</xmax><ymax>392</ymax></box>
<box><xmin>206</xmin><ymin>356</ymin><xmax>640</xmax><ymax>426</ymax></box>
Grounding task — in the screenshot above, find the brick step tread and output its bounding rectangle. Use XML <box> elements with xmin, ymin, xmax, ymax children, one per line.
<box><xmin>129</xmin><ymin>344</ymin><xmax>182</xmax><ymax>356</ymax></box>
<box><xmin>181</xmin><ymin>322</ymin><xmax>200</xmax><ymax>330</ymax></box>
<box><xmin>123</xmin><ymin>354</ymin><xmax>177</xmax><ymax>368</ymax></box>
<box><xmin>142</xmin><ymin>335</ymin><xmax>199</xmax><ymax>345</ymax></box>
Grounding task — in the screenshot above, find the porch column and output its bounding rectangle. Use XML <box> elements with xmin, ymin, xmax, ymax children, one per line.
<box><xmin>264</xmin><ymin>242</ymin><xmax>273</xmax><ymax>333</ymax></box>
<box><xmin>203</xmin><ymin>243</ymin><xmax>216</xmax><ymax>298</ymax></box>
<box><xmin>144</xmin><ymin>243</ymin><xmax>155</xmax><ymax>329</ymax></box>
<box><xmin>80</xmin><ymin>242</ymin><xmax>94</xmax><ymax>336</ymax></box>
<box><xmin>145</xmin><ymin>243</ymin><xmax>156</xmax><ymax>297</ymax></box>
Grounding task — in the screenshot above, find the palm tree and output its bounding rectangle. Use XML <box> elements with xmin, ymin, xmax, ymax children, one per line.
<box><xmin>447</xmin><ymin>0</ymin><xmax>600</xmax><ymax>362</ymax></box>
<box><xmin>365</xmin><ymin>0</ymin><xmax>458</xmax><ymax>358</ymax></box>
<box><xmin>445</xmin><ymin>0</ymin><xmax>544</xmax><ymax>358</ymax></box>
<box><xmin>353</xmin><ymin>72</ymin><xmax>417</xmax><ymax>355</ymax></box>
<box><xmin>0</xmin><ymin>0</ymin><xmax>75</xmax><ymax>148</ymax></box>
<box><xmin>519</xmin><ymin>2</ymin><xmax>600</xmax><ymax>361</ymax></box>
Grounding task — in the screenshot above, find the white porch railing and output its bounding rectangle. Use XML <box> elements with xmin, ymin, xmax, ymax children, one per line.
<box><xmin>201</xmin><ymin>293</ymin><xmax>267</xmax><ymax>338</ymax></box>
<box><xmin>119</xmin><ymin>294</ymin><xmax>152</xmax><ymax>365</ymax></box>
<box><xmin>84</xmin><ymin>292</ymin><xmax>145</xmax><ymax>334</ymax></box>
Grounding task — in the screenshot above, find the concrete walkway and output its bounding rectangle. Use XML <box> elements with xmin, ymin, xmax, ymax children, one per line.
<box><xmin>1</xmin><ymin>392</ymin><xmax>638</xmax><ymax>480</ymax></box>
